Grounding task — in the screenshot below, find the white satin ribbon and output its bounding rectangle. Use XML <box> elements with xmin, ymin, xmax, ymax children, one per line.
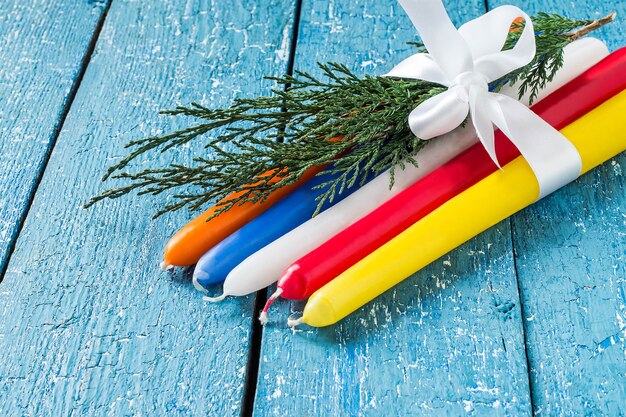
<box><xmin>387</xmin><ymin>0</ymin><xmax>582</xmax><ymax>198</ymax></box>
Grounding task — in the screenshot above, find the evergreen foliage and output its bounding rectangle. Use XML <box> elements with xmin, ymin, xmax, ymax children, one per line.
<box><xmin>87</xmin><ymin>13</ymin><xmax>614</xmax><ymax>218</ymax></box>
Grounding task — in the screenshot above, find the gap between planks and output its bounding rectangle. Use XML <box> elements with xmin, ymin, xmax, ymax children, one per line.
<box><xmin>485</xmin><ymin>0</ymin><xmax>536</xmax><ymax>411</ymax></box>
<box><xmin>0</xmin><ymin>1</ymin><xmax>112</xmax><ymax>285</ymax></box>
<box><xmin>240</xmin><ymin>0</ymin><xmax>305</xmax><ymax>416</ymax></box>
<box><xmin>508</xmin><ymin>216</ymin><xmax>536</xmax><ymax>415</ymax></box>
<box><xmin>481</xmin><ymin>1</ymin><xmax>536</xmax><ymax>412</ymax></box>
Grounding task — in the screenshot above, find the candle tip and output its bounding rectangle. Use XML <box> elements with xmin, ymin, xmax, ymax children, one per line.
<box><xmin>192</xmin><ymin>273</ymin><xmax>209</xmax><ymax>293</ymax></box>
<box><xmin>159</xmin><ymin>261</ymin><xmax>173</xmax><ymax>271</ymax></box>
<box><xmin>203</xmin><ymin>293</ymin><xmax>227</xmax><ymax>303</ymax></box>
<box><xmin>258</xmin><ymin>311</ymin><xmax>269</xmax><ymax>325</ymax></box>
<box><xmin>260</xmin><ymin>288</ymin><xmax>283</xmax><ymax>321</ymax></box>
<box><xmin>287</xmin><ymin>315</ymin><xmax>304</xmax><ymax>327</ymax></box>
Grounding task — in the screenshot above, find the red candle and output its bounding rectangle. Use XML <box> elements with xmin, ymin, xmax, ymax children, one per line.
<box><xmin>262</xmin><ymin>47</ymin><xmax>626</xmax><ymax>314</ymax></box>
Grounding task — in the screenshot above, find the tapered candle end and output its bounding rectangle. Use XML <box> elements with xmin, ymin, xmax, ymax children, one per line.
<box><xmin>159</xmin><ymin>261</ymin><xmax>173</xmax><ymax>271</ymax></box>
<box><xmin>287</xmin><ymin>316</ymin><xmax>304</xmax><ymax>327</ymax></box>
<box><xmin>258</xmin><ymin>311</ymin><xmax>269</xmax><ymax>325</ymax></box>
<box><xmin>203</xmin><ymin>293</ymin><xmax>227</xmax><ymax>303</ymax></box>
<box><xmin>258</xmin><ymin>288</ymin><xmax>283</xmax><ymax>326</ymax></box>
<box><xmin>192</xmin><ymin>272</ymin><xmax>209</xmax><ymax>293</ymax></box>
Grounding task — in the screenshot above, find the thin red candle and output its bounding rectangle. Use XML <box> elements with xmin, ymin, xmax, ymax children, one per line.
<box><xmin>261</xmin><ymin>47</ymin><xmax>626</xmax><ymax>314</ymax></box>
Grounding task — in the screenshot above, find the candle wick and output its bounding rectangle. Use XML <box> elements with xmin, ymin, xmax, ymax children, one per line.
<box><xmin>258</xmin><ymin>311</ymin><xmax>269</xmax><ymax>325</ymax></box>
<box><xmin>192</xmin><ymin>274</ymin><xmax>209</xmax><ymax>293</ymax></box>
<box><xmin>203</xmin><ymin>293</ymin><xmax>227</xmax><ymax>303</ymax></box>
<box><xmin>159</xmin><ymin>261</ymin><xmax>173</xmax><ymax>271</ymax></box>
<box><xmin>258</xmin><ymin>288</ymin><xmax>284</xmax><ymax>325</ymax></box>
<box><xmin>287</xmin><ymin>315</ymin><xmax>304</xmax><ymax>327</ymax></box>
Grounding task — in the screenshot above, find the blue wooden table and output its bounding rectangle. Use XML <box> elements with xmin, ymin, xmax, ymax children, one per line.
<box><xmin>0</xmin><ymin>0</ymin><xmax>624</xmax><ymax>415</ymax></box>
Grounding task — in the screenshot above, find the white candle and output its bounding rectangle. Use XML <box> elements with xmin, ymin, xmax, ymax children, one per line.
<box><xmin>213</xmin><ymin>38</ymin><xmax>608</xmax><ymax>300</ymax></box>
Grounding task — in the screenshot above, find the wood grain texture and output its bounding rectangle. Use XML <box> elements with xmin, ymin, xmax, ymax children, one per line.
<box><xmin>253</xmin><ymin>1</ymin><xmax>533</xmax><ymax>415</ymax></box>
<box><xmin>0</xmin><ymin>0</ymin><xmax>108</xmax><ymax>277</ymax></box>
<box><xmin>488</xmin><ymin>1</ymin><xmax>626</xmax><ymax>415</ymax></box>
<box><xmin>0</xmin><ymin>0</ymin><xmax>295</xmax><ymax>415</ymax></box>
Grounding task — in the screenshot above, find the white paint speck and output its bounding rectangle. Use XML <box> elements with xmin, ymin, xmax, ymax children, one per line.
<box><xmin>612</xmin><ymin>160</ymin><xmax>622</xmax><ymax>176</ymax></box>
<box><xmin>463</xmin><ymin>400</ymin><xmax>473</xmax><ymax>412</ymax></box>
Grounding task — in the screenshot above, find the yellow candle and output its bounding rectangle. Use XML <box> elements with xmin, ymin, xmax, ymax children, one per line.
<box><xmin>297</xmin><ymin>89</ymin><xmax>626</xmax><ymax>327</ymax></box>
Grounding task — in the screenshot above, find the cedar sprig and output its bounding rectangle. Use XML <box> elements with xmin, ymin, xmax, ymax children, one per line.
<box><xmin>492</xmin><ymin>12</ymin><xmax>615</xmax><ymax>103</ymax></box>
<box><xmin>86</xmin><ymin>13</ymin><xmax>614</xmax><ymax>218</ymax></box>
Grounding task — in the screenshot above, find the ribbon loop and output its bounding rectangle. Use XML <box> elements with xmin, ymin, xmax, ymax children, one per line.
<box><xmin>459</xmin><ymin>6</ymin><xmax>536</xmax><ymax>80</ymax></box>
<box><xmin>386</xmin><ymin>0</ymin><xmax>583</xmax><ymax>198</ymax></box>
<box><xmin>397</xmin><ymin>0</ymin><xmax>473</xmax><ymax>80</ymax></box>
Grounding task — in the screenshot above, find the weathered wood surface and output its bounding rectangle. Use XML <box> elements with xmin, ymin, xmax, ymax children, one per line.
<box><xmin>253</xmin><ymin>1</ymin><xmax>533</xmax><ymax>416</ymax></box>
<box><xmin>0</xmin><ymin>0</ymin><xmax>108</xmax><ymax>277</ymax></box>
<box><xmin>0</xmin><ymin>0</ymin><xmax>295</xmax><ymax>415</ymax></box>
<box><xmin>489</xmin><ymin>0</ymin><xmax>626</xmax><ymax>415</ymax></box>
<box><xmin>1</xmin><ymin>0</ymin><xmax>626</xmax><ymax>415</ymax></box>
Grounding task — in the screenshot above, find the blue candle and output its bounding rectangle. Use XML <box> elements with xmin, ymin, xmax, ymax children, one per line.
<box><xmin>192</xmin><ymin>168</ymin><xmax>372</xmax><ymax>291</ymax></box>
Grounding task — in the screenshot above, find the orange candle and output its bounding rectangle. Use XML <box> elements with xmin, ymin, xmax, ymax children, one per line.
<box><xmin>161</xmin><ymin>166</ymin><xmax>321</xmax><ymax>268</ymax></box>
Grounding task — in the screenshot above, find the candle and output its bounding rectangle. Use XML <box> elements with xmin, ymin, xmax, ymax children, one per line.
<box><xmin>292</xmin><ymin>88</ymin><xmax>626</xmax><ymax>327</ymax></box>
<box><xmin>261</xmin><ymin>45</ymin><xmax>626</xmax><ymax>320</ymax></box>
<box><xmin>160</xmin><ymin>167</ymin><xmax>320</xmax><ymax>268</ymax></box>
<box><xmin>208</xmin><ymin>38</ymin><xmax>607</xmax><ymax>306</ymax></box>
<box><xmin>192</xmin><ymin>166</ymin><xmax>374</xmax><ymax>295</ymax></box>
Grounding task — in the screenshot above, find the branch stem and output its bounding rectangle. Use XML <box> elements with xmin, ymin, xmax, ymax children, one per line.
<box><xmin>566</xmin><ymin>12</ymin><xmax>616</xmax><ymax>40</ymax></box>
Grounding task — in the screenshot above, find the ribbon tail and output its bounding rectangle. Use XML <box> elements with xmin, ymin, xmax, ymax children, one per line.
<box><xmin>490</xmin><ymin>94</ymin><xmax>582</xmax><ymax>198</ymax></box>
<box><xmin>469</xmin><ymin>88</ymin><xmax>500</xmax><ymax>168</ymax></box>
<box><xmin>385</xmin><ymin>53</ymin><xmax>450</xmax><ymax>86</ymax></box>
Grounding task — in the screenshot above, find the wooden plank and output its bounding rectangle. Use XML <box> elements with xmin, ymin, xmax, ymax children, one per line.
<box><xmin>0</xmin><ymin>0</ymin><xmax>295</xmax><ymax>415</ymax></box>
<box><xmin>0</xmin><ymin>0</ymin><xmax>108</xmax><ymax>277</ymax></box>
<box><xmin>254</xmin><ymin>1</ymin><xmax>533</xmax><ymax>415</ymax></box>
<box><xmin>488</xmin><ymin>0</ymin><xmax>626</xmax><ymax>415</ymax></box>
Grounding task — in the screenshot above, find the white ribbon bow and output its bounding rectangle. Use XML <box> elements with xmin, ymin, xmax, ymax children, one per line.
<box><xmin>387</xmin><ymin>0</ymin><xmax>582</xmax><ymax>198</ymax></box>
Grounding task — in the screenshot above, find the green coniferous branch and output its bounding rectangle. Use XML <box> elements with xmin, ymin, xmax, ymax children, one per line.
<box><xmin>86</xmin><ymin>12</ymin><xmax>614</xmax><ymax>218</ymax></box>
<box><xmin>492</xmin><ymin>12</ymin><xmax>614</xmax><ymax>103</ymax></box>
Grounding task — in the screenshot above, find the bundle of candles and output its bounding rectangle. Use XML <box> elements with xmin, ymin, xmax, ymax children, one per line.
<box><xmin>139</xmin><ymin>0</ymin><xmax>626</xmax><ymax>328</ymax></box>
<box><xmin>157</xmin><ymin>36</ymin><xmax>626</xmax><ymax>327</ymax></box>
